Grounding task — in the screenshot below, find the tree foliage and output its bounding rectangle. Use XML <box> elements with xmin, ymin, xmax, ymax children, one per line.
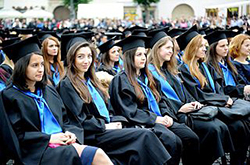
<box><xmin>133</xmin><ymin>0</ymin><xmax>160</xmax><ymax>23</ymax></box>
<box><xmin>133</xmin><ymin>0</ymin><xmax>160</xmax><ymax>7</ymax></box>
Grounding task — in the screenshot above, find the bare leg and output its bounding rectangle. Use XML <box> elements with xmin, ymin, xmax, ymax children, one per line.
<box><xmin>91</xmin><ymin>148</ymin><xmax>113</xmax><ymax>165</ymax></box>
<box><xmin>72</xmin><ymin>143</ymin><xmax>113</xmax><ymax>165</ymax></box>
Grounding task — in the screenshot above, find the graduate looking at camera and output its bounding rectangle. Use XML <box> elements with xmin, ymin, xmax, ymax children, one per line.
<box><xmin>1</xmin><ymin>36</ymin><xmax>113</xmax><ymax>165</ymax></box>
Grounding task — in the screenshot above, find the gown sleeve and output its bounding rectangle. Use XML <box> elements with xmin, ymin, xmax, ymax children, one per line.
<box><xmin>178</xmin><ymin>64</ymin><xmax>229</xmax><ymax>106</ymax></box>
<box><xmin>57</xmin><ymin>78</ymin><xmax>106</xmax><ymax>135</ymax></box>
<box><xmin>109</xmin><ymin>73</ymin><xmax>157</xmax><ymax>127</ymax></box>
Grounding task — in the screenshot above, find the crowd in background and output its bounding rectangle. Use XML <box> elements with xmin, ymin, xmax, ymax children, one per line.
<box><xmin>0</xmin><ymin>14</ymin><xmax>250</xmax><ymax>32</ymax></box>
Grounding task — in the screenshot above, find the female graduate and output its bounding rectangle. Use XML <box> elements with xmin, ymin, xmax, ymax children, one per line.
<box><xmin>229</xmin><ymin>34</ymin><xmax>250</xmax><ymax>85</ymax></box>
<box><xmin>1</xmin><ymin>36</ymin><xmax>113</xmax><ymax>165</ymax></box>
<box><xmin>42</xmin><ymin>36</ymin><xmax>64</xmax><ymax>86</ymax></box>
<box><xmin>109</xmin><ymin>33</ymin><xmax>200</xmax><ymax>165</ymax></box>
<box><xmin>177</xmin><ymin>25</ymin><xmax>250</xmax><ymax>165</ymax></box>
<box><xmin>205</xmin><ymin>31</ymin><xmax>250</xmax><ymax>99</ymax></box>
<box><xmin>0</xmin><ymin>37</ymin><xmax>21</xmax><ymax>91</ymax></box>
<box><xmin>96</xmin><ymin>38</ymin><xmax>122</xmax><ymax>89</ymax></box>
<box><xmin>147</xmin><ymin>28</ymin><xmax>234</xmax><ymax>165</ymax></box>
<box><xmin>57</xmin><ymin>40</ymin><xmax>171</xmax><ymax>165</ymax></box>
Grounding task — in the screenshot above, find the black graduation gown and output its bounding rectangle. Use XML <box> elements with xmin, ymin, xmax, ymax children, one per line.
<box><xmin>0</xmin><ymin>91</ymin><xmax>22</xmax><ymax>164</ymax></box>
<box><xmin>179</xmin><ymin>62</ymin><xmax>250</xmax><ymax>164</ymax></box>
<box><xmin>160</xmin><ymin>67</ymin><xmax>234</xmax><ymax>164</ymax></box>
<box><xmin>0</xmin><ymin>64</ymin><xmax>12</xmax><ymax>83</ymax></box>
<box><xmin>97</xmin><ymin>63</ymin><xmax>117</xmax><ymax>76</ymax></box>
<box><xmin>233</xmin><ymin>60</ymin><xmax>250</xmax><ymax>85</ymax></box>
<box><xmin>57</xmin><ymin>76</ymin><xmax>171</xmax><ymax>165</ymax></box>
<box><xmin>207</xmin><ymin>62</ymin><xmax>246</xmax><ymax>98</ymax></box>
<box><xmin>178</xmin><ymin>63</ymin><xmax>229</xmax><ymax>106</ymax></box>
<box><xmin>1</xmin><ymin>85</ymin><xmax>83</xmax><ymax>165</ymax></box>
<box><xmin>109</xmin><ymin>71</ymin><xmax>201</xmax><ymax>165</ymax></box>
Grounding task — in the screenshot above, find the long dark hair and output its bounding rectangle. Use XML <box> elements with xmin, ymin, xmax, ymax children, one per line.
<box><xmin>12</xmin><ymin>53</ymin><xmax>47</xmax><ymax>91</ymax></box>
<box><xmin>123</xmin><ymin>48</ymin><xmax>160</xmax><ymax>103</ymax></box>
<box><xmin>66</xmin><ymin>41</ymin><xmax>109</xmax><ymax>103</ymax></box>
<box><xmin>100</xmin><ymin>46</ymin><xmax>122</xmax><ymax>73</ymax></box>
<box><xmin>206</xmin><ymin>42</ymin><xmax>238</xmax><ymax>77</ymax></box>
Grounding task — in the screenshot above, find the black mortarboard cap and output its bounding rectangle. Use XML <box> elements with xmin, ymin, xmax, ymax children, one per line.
<box><xmin>0</xmin><ymin>37</ymin><xmax>21</xmax><ymax>48</ymax></box>
<box><xmin>176</xmin><ymin>25</ymin><xmax>199</xmax><ymax>51</ymax></box>
<box><xmin>204</xmin><ymin>30</ymin><xmax>227</xmax><ymax>45</ymax></box>
<box><xmin>167</xmin><ymin>28</ymin><xmax>186</xmax><ymax>38</ymax></box>
<box><xmin>60</xmin><ymin>32</ymin><xmax>87</xmax><ymax>61</ymax></box>
<box><xmin>2</xmin><ymin>36</ymin><xmax>41</xmax><ymax>63</ymax></box>
<box><xmin>115</xmin><ymin>33</ymin><xmax>148</xmax><ymax>53</ymax></box>
<box><xmin>123</xmin><ymin>25</ymin><xmax>147</xmax><ymax>38</ymax></box>
<box><xmin>147</xmin><ymin>27</ymin><xmax>169</xmax><ymax>48</ymax></box>
<box><xmin>37</xmin><ymin>31</ymin><xmax>60</xmax><ymax>43</ymax></box>
<box><xmin>16</xmin><ymin>28</ymin><xmax>35</xmax><ymax>35</ymax></box>
<box><xmin>98</xmin><ymin>37</ymin><xmax>116</xmax><ymax>54</ymax></box>
<box><xmin>198</xmin><ymin>27</ymin><xmax>209</xmax><ymax>35</ymax></box>
<box><xmin>76</xmin><ymin>31</ymin><xmax>94</xmax><ymax>42</ymax></box>
<box><xmin>227</xmin><ymin>26</ymin><xmax>244</xmax><ymax>33</ymax></box>
<box><xmin>104</xmin><ymin>32</ymin><xmax>123</xmax><ymax>40</ymax></box>
<box><xmin>225</xmin><ymin>30</ymin><xmax>241</xmax><ymax>38</ymax></box>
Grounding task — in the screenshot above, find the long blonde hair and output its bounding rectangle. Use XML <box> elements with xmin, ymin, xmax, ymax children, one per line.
<box><xmin>229</xmin><ymin>34</ymin><xmax>250</xmax><ymax>59</ymax></box>
<box><xmin>183</xmin><ymin>35</ymin><xmax>207</xmax><ymax>88</ymax></box>
<box><xmin>148</xmin><ymin>36</ymin><xmax>178</xmax><ymax>79</ymax></box>
<box><xmin>42</xmin><ymin>36</ymin><xmax>64</xmax><ymax>79</ymax></box>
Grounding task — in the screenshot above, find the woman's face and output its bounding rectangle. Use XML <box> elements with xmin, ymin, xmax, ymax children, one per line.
<box><xmin>74</xmin><ymin>46</ymin><xmax>93</xmax><ymax>74</ymax></box>
<box><xmin>26</xmin><ymin>54</ymin><xmax>44</xmax><ymax>83</ymax></box>
<box><xmin>47</xmin><ymin>39</ymin><xmax>59</xmax><ymax>56</ymax></box>
<box><xmin>134</xmin><ymin>47</ymin><xmax>146</xmax><ymax>70</ymax></box>
<box><xmin>216</xmin><ymin>39</ymin><xmax>228</xmax><ymax>58</ymax></box>
<box><xmin>109</xmin><ymin>46</ymin><xmax>120</xmax><ymax>62</ymax></box>
<box><xmin>195</xmin><ymin>39</ymin><xmax>207</xmax><ymax>59</ymax></box>
<box><xmin>240</xmin><ymin>39</ymin><xmax>250</xmax><ymax>57</ymax></box>
<box><xmin>158</xmin><ymin>40</ymin><xmax>174</xmax><ymax>63</ymax></box>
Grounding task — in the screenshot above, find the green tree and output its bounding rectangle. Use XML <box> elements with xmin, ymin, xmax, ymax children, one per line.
<box><xmin>133</xmin><ymin>0</ymin><xmax>160</xmax><ymax>23</ymax></box>
<box><xmin>64</xmin><ymin>0</ymin><xmax>92</xmax><ymax>19</ymax></box>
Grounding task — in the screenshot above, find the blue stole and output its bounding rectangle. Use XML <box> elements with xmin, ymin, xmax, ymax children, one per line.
<box><xmin>119</xmin><ymin>58</ymin><xmax>124</xmax><ymax>68</ymax></box>
<box><xmin>137</xmin><ymin>75</ymin><xmax>162</xmax><ymax>116</ymax></box>
<box><xmin>184</xmin><ymin>63</ymin><xmax>215</xmax><ymax>92</ymax></box>
<box><xmin>218</xmin><ymin>62</ymin><xmax>236</xmax><ymax>86</ymax></box>
<box><xmin>13</xmin><ymin>85</ymin><xmax>62</xmax><ymax>135</ymax></box>
<box><xmin>201</xmin><ymin>62</ymin><xmax>216</xmax><ymax>92</ymax></box>
<box><xmin>50</xmin><ymin>64</ymin><xmax>60</xmax><ymax>85</ymax></box>
<box><xmin>86</xmin><ymin>79</ymin><xmax>110</xmax><ymax>123</ymax></box>
<box><xmin>148</xmin><ymin>64</ymin><xmax>181</xmax><ymax>102</ymax></box>
<box><xmin>0</xmin><ymin>50</ymin><xmax>5</xmax><ymax>61</ymax></box>
<box><xmin>0</xmin><ymin>81</ymin><xmax>6</xmax><ymax>91</ymax></box>
<box><xmin>176</xmin><ymin>51</ymin><xmax>183</xmax><ymax>65</ymax></box>
<box><xmin>113</xmin><ymin>65</ymin><xmax>121</xmax><ymax>74</ymax></box>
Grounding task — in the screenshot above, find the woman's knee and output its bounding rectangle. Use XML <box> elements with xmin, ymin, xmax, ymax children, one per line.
<box><xmin>72</xmin><ymin>143</ymin><xmax>86</xmax><ymax>156</ymax></box>
<box><xmin>92</xmin><ymin>148</ymin><xmax>113</xmax><ymax>165</ymax></box>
